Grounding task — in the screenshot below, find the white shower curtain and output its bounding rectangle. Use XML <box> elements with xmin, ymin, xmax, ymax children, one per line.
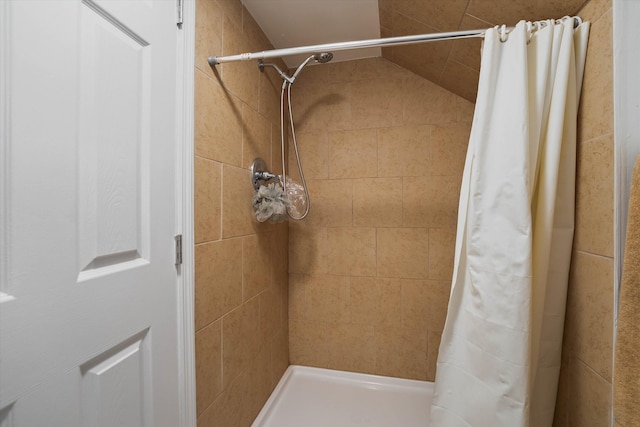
<box><xmin>430</xmin><ymin>18</ymin><xmax>589</xmax><ymax>427</ymax></box>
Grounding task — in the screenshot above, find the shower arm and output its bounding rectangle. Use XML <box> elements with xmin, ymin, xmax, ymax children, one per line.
<box><xmin>207</xmin><ymin>17</ymin><xmax>581</xmax><ymax>67</ymax></box>
<box><xmin>258</xmin><ymin>60</ymin><xmax>294</xmax><ymax>84</ymax></box>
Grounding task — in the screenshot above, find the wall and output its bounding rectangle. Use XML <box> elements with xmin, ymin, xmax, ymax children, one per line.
<box><xmin>287</xmin><ymin>57</ymin><xmax>474</xmax><ymax>380</ymax></box>
<box><xmin>554</xmin><ymin>0</ymin><xmax>615</xmax><ymax>425</ymax></box>
<box><xmin>193</xmin><ymin>0</ymin><xmax>289</xmax><ymax>425</ymax></box>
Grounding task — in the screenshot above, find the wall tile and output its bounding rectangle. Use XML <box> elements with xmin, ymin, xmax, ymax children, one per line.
<box><xmin>392</xmin><ymin>0</ymin><xmax>469</xmax><ymax>31</ymax></box>
<box><xmin>378</xmin><ymin>125</ymin><xmax>431</xmax><ymax>177</ymax></box>
<box><xmin>350</xmin><ymin>78</ymin><xmax>404</xmax><ymax>129</ymax></box>
<box><xmin>429</xmin><ymin>228</ymin><xmax>456</xmax><ymax>280</ymax></box>
<box><xmin>326</xmin><ymin>58</ymin><xmax>382</xmax><ymax>83</ymax></box>
<box><xmin>221</xmin><ymin>17</ymin><xmax>259</xmax><ymax>110</ymax></box>
<box><xmin>401</xmin><ymin>279</ymin><xmax>450</xmax><ymax>331</ymax></box>
<box><xmin>305</xmin><ymin>274</ymin><xmax>351</xmax><ymax>323</ymax></box>
<box><xmin>304</xmin><ymin>179</ymin><xmax>353</xmax><ymax>227</ymax></box>
<box><xmin>568</xmin><ymin>358</ymin><xmax>612</xmax><ymax>427</ymax></box>
<box><xmin>577</xmin><ymin>9</ymin><xmax>613</xmax><ymax>142</ymax></box>
<box><xmin>326</xmin><ymin>227</ymin><xmax>377</xmax><ymax>277</ymax></box>
<box><xmin>376</xmin><ymin>58</ymin><xmax>416</xmax><ymax>80</ymax></box>
<box><xmin>195</xmin><ymin>319</ymin><xmax>222</xmax><ymax>417</ymax></box>
<box><xmin>259</xmin><ymin>285</ymin><xmax>281</xmax><ymax>341</ymax></box>
<box><xmin>195</xmin><ymin>0</ymin><xmax>222</xmax><ymax>78</ymax></box>
<box><xmin>427</xmin><ymin>331</ymin><xmax>442</xmax><ymax>382</ymax></box>
<box><xmin>375</xmin><ymin>326</ymin><xmax>428</xmax><ymax>380</ymax></box>
<box><xmin>353</xmin><ymin>178</ymin><xmax>403</xmax><ymax>227</ymax></box>
<box><xmin>294</xmin><ymin>62</ymin><xmax>330</xmax><ymax>86</ymax></box>
<box><xmin>271</xmin><ymin>224</ymin><xmax>289</xmax><ymax>278</ymax></box>
<box><xmin>535</xmin><ymin>0</ymin><xmax>588</xmax><ymax>21</ymax></box>
<box><xmin>429</xmin><ymin>123</ymin><xmax>471</xmax><ymax>176</ymax></box>
<box><xmin>288</xmin><ymin>225</ymin><xmax>328</xmax><ymax>275</ymax></box>
<box><xmin>390</xmin><ymin>12</ymin><xmax>452</xmax><ymax>83</ymax></box>
<box><xmin>194</xmin><ymin>70</ymin><xmax>242</xmax><ymax>166</ymax></box>
<box><xmin>216</xmin><ymin>0</ymin><xmax>242</xmax><ymax>24</ymax></box>
<box><xmin>289</xmin><ymin>320</ymin><xmax>333</xmax><ymax>368</ymax></box>
<box><xmin>241</xmin><ymin>344</ymin><xmax>273</xmax><ymax>426</ymax></box>
<box><xmin>222</xmin><ymin>298</ymin><xmax>261</xmax><ymax>388</ymax></box>
<box><xmin>403</xmin><ymin>176</ymin><xmax>460</xmax><ymax>228</ymax></box>
<box><xmin>350</xmin><ymin>277</ymin><xmax>402</xmax><ymax>327</ymax></box>
<box><xmin>242</xmin><ymin>104</ymin><xmax>271</xmax><ymax>169</ymax></box>
<box><xmin>377</xmin><ymin>228</ymin><xmax>429</xmax><ymax>279</ymax></box>
<box><xmin>329</xmin><ymin>323</ymin><xmax>377</xmax><ymax>373</ymax></box>
<box><xmin>553</xmin><ymin>346</ymin><xmax>571</xmax><ymax>427</ymax></box>
<box><xmin>449</xmin><ymin>15</ymin><xmax>491</xmax><ymax>72</ymax></box>
<box><xmin>289</xmin><ymin>132</ymin><xmax>329</xmax><ymax>180</ymax></box>
<box><xmin>466</xmin><ymin>0</ymin><xmax>535</xmax><ymax>26</ymax></box>
<box><xmin>438</xmin><ymin>60</ymin><xmax>480</xmax><ymax>103</ymax></box>
<box><xmin>574</xmin><ymin>135</ymin><xmax>613</xmax><ymax>257</ymax></box>
<box><xmin>457</xmin><ymin>97</ymin><xmax>475</xmax><ymax>123</ymax></box>
<box><xmin>258</xmin><ymin>70</ymin><xmax>282</xmax><ymax>125</ymax></box>
<box><xmin>402</xmin><ymin>74</ymin><xmax>458</xmax><ymax>125</ymax></box>
<box><xmin>579</xmin><ymin>0</ymin><xmax>611</xmax><ymax>24</ymax></box>
<box><xmin>271</xmin><ymin>323</ymin><xmax>289</xmax><ymax>387</ymax></box>
<box><xmin>242</xmin><ymin>233</ymin><xmax>272</xmax><ymax>301</ymax></box>
<box><xmin>378</xmin><ymin>0</ymin><xmax>392</xmax><ymax>29</ymax></box>
<box><xmin>222</xmin><ymin>164</ymin><xmax>262</xmax><ymax>238</ymax></box>
<box><xmin>566</xmin><ymin>251</ymin><xmax>613</xmax><ymax>381</ymax></box>
<box><xmin>195</xmin><ymin>239</ymin><xmax>242</xmax><ymax>330</ymax></box>
<box><xmin>329</xmin><ymin>129</ymin><xmax>378</xmax><ymax>179</ymax></box>
<box><xmin>288</xmin><ymin>274</ymin><xmax>307</xmax><ymax>321</ymax></box>
<box><xmin>195</xmin><ymin>157</ymin><xmax>222</xmax><ymax>243</ymax></box>
<box><xmin>197</xmin><ymin>369</ymin><xmax>245</xmax><ymax>427</ymax></box>
<box><xmin>291</xmin><ymin>81</ymin><xmax>352</xmax><ymax>134</ymax></box>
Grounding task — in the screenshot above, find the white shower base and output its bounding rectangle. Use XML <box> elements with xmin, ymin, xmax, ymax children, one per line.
<box><xmin>252</xmin><ymin>365</ymin><xmax>435</xmax><ymax>427</ymax></box>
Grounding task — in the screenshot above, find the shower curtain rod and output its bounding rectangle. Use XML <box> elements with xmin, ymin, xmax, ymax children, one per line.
<box><xmin>208</xmin><ymin>16</ymin><xmax>581</xmax><ymax>67</ymax></box>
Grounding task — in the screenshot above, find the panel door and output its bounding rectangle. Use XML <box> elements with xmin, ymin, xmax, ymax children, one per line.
<box><xmin>0</xmin><ymin>1</ymin><xmax>182</xmax><ymax>425</ymax></box>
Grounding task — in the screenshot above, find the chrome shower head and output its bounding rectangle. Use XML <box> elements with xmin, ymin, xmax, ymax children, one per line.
<box><xmin>314</xmin><ymin>52</ymin><xmax>333</xmax><ymax>63</ymax></box>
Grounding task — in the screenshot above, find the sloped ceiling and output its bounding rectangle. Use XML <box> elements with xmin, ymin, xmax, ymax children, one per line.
<box><xmin>243</xmin><ymin>0</ymin><xmax>590</xmax><ymax>101</ymax></box>
<box><xmin>241</xmin><ymin>0</ymin><xmax>382</xmax><ymax>68</ymax></box>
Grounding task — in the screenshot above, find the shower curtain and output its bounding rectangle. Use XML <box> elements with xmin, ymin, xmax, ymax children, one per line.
<box><xmin>430</xmin><ymin>18</ymin><xmax>589</xmax><ymax>427</ymax></box>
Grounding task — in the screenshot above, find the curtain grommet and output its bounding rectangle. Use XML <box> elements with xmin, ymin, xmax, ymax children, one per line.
<box><xmin>500</xmin><ymin>24</ymin><xmax>508</xmax><ymax>42</ymax></box>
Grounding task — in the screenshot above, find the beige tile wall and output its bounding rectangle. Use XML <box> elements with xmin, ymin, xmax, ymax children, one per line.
<box><xmin>194</xmin><ymin>0</ymin><xmax>289</xmax><ymax>425</ymax></box>
<box><xmin>287</xmin><ymin>57</ymin><xmax>473</xmax><ymax>381</ymax></box>
<box><xmin>554</xmin><ymin>0</ymin><xmax>615</xmax><ymax>425</ymax></box>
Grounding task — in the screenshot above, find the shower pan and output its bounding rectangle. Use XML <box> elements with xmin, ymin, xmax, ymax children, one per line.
<box><xmin>252</xmin><ymin>366</ymin><xmax>434</xmax><ymax>427</ymax></box>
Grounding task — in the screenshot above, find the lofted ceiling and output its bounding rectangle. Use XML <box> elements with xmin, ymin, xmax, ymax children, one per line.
<box><xmin>242</xmin><ymin>0</ymin><xmax>590</xmax><ymax>101</ymax></box>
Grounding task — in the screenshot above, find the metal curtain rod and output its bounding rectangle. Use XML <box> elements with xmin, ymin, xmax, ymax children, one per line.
<box><xmin>208</xmin><ymin>16</ymin><xmax>581</xmax><ymax>67</ymax></box>
<box><xmin>208</xmin><ymin>29</ymin><xmax>483</xmax><ymax>66</ymax></box>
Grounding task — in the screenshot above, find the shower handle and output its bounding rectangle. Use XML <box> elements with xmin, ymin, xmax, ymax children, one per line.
<box><xmin>250</xmin><ymin>158</ymin><xmax>279</xmax><ymax>190</ymax></box>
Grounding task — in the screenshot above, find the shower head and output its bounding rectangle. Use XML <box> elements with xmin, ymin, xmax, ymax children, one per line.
<box><xmin>314</xmin><ymin>52</ymin><xmax>333</xmax><ymax>63</ymax></box>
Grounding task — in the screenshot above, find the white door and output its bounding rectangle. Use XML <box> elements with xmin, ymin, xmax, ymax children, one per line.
<box><xmin>0</xmin><ymin>1</ymin><xmax>183</xmax><ymax>426</ymax></box>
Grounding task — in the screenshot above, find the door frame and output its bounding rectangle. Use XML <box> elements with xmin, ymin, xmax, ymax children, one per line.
<box><xmin>175</xmin><ymin>0</ymin><xmax>196</xmax><ymax>425</ymax></box>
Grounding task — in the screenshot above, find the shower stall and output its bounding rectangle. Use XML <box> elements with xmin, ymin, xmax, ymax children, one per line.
<box><xmin>194</xmin><ymin>0</ymin><xmax>613</xmax><ymax>425</ymax></box>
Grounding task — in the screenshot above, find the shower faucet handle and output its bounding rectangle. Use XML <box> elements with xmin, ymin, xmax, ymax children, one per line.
<box><xmin>255</xmin><ymin>171</ymin><xmax>278</xmax><ymax>182</ymax></box>
<box><xmin>250</xmin><ymin>158</ymin><xmax>279</xmax><ymax>190</ymax></box>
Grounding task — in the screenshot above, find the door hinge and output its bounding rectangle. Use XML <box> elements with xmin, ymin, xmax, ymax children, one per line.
<box><xmin>175</xmin><ymin>234</ymin><xmax>183</xmax><ymax>265</ymax></box>
<box><xmin>176</xmin><ymin>0</ymin><xmax>183</xmax><ymax>28</ymax></box>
